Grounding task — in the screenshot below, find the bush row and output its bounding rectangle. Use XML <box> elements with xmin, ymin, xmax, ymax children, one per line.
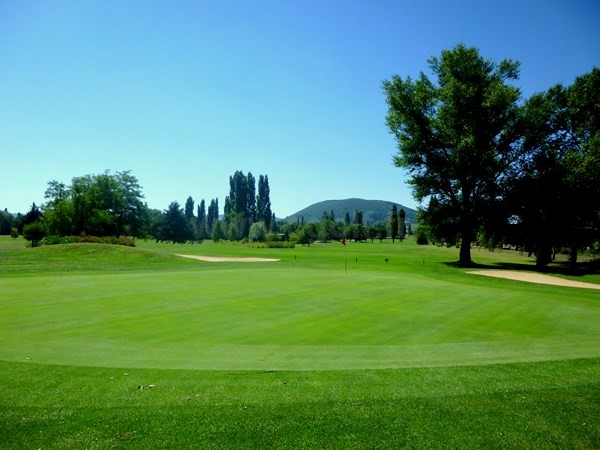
<box><xmin>41</xmin><ymin>235</ymin><xmax>135</xmax><ymax>247</ymax></box>
<box><xmin>213</xmin><ymin>239</ymin><xmax>295</xmax><ymax>249</ymax></box>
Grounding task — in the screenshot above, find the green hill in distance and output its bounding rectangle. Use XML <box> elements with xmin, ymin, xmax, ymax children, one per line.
<box><xmin>283</xmin><ymin>198</ymin><xmax>417</xmax><ymax>226</ymax></box>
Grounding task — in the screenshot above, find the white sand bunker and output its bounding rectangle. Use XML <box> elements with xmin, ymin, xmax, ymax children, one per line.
<box><xmin>177</xmin><ymin>254</ymin><xmax>280</xmax><ymax>263</ymax></box>
<box><xmin>468</xmin><ymin>270</ymin><xmax>600</xmax><ymax>290</ymax></box>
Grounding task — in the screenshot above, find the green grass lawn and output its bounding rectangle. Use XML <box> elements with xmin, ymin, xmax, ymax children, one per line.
<box><xmin>0</xmin><ymin>236</ymin><xmax>598</xmax><ymax>448</ymax></box>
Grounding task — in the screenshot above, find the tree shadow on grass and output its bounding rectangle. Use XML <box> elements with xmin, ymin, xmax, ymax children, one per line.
<box><xmin>443</xmin><ymin>259</ymin><xmax>600</xmax><ymax>278</ymax></box>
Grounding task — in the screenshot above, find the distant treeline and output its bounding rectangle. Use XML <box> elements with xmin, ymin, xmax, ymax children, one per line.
<box><xmin>3</xmin><ymin>169</ymin><xmax>417</xmax><ymax>248</ymax></box>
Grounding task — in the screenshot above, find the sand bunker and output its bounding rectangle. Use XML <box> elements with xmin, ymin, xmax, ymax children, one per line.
<box><xmin>468</xmin><ymin>270</ymin><xmax>600</xmax><ymax>290</ymax></box>
<box><xmin>177</xmin><ymin>254</ymin><xmax>280</xmax><ymax>263</ymax></box>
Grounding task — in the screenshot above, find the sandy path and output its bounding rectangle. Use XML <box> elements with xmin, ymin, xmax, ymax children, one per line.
<box><xmin>468</xmin><ymin>270</ymin><xmax>600</xmax><ymax>290</ymax></box>
<box><xmin>177</xmin><ymin>254</ymin><xmax>280</xmax><ymax>263</ymax></box>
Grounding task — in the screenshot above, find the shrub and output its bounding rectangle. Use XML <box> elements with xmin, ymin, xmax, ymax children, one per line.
<box><xmin>415</xmin><ymin>228</ymin><xmax>429</xmax><ymax>245</ymax></box>
<box><xmin>41</xmin><ymin>235</ymin><xmax>135</xmax><ymax>247</ymax></box>
<box><xmin>249</xmin><ymin>222</ymin><xmax>267</xmax><ymax>243</ymax></box>
<box><xmin>41</xmin><ymin>235</ymin><xmax>74</xmax><ymax>245</ymax></box>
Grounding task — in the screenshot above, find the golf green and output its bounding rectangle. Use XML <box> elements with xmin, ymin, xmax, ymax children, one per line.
<box><xmin>1</xmin><ymin>241</ymin><xmax>598</xmax><ymax>370</ymax></box>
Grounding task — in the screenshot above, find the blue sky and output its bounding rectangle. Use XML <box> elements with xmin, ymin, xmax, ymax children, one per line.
<box><xmin>1</xmin><ymin>0</ymin><xmax>598</xmax><ymax>218</ymax></box>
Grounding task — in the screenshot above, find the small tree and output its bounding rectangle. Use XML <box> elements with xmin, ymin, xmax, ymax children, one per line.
<box><xmin>23</xmin><ymin>222</ymin><xmax>46</xmax><ymax>247</ymax></box>
<box><xmin>249</xmin><ymin>221</ymin><xmax>267</xmax><ymax>243</ymax></box>
<box><xmin>212</xmin><ymin>221</ymin><xmax>226</xmax><ymax>242</ymax></box>
<box><xmin>163</xmin><ymin>201</ymin><xmax>192</xmax><ymax>244</ymax></box>
<box><xmin>297</xmin><ymin>223</ymin><xmax>317</xmax><ymax>246</ymax></box>
<box><xmin>415</xmin><ymin>227</ymin><xmax>429</xmax><ymax>245</ymax></box>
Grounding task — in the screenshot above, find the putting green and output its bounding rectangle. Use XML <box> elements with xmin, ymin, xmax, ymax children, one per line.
<box><xmin>1</xmin><ymin>261</ymin><xmax>598</xmax><ymax>370</ymax></box>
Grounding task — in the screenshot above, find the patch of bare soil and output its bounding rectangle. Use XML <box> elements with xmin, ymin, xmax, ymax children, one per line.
<box><xmin>176</xmin><ymin>254</ymin><xmax>280</xmax><ymax>263</ymax></box>
<box><xmin>468</xmin><ymin>270</ymin><xmax>600</xmax><ymax>290</ymax></box>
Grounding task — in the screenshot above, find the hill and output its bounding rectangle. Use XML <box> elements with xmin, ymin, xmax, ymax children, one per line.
<box><xmin>283</xmin><ymin>198</ymin><xmax>417</xmax><ymax>225</ymax></box>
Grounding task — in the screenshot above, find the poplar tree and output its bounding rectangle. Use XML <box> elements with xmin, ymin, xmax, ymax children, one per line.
<box><xmin>390</xmin><ymin>204</ymin><xmax>398</xmax><ymax>242</ymax></box>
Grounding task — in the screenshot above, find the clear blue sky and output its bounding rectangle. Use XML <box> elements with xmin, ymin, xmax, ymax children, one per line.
<box><xmin>1</xmin><ymin>0</ymin><xmax>598</xmax><ymax>217</ymax></box>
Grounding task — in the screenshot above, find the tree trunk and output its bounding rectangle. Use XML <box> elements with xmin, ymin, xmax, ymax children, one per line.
<box><xmin>536</xmin><ymin>245</ymin><xmax>552</xmax><ymax>267</ymax></box>
<box><xmin>459</xmin><ymin>216</ymin><xmax>474</xmax><ymax>266</ymax></box>
<box><xmin>459</xmin><ymin>238</ymin><xmax>472</xmax><ymax>266</ymax></box>
<box><xmin>569</xmin><ymin>246</ymin><xmax>578</xmax><ymax>267</ymax></box>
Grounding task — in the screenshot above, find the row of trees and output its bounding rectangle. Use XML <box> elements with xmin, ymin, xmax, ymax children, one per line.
<box><xmin>157</xmin><ymin>171</ymin><xmax>276</xmax><ymax>244</ymax></box>
<box><xmin>6</xmin><ymin>170</ymin><xmax>277</xmax><ymax>246</ymax></box>
<box><xmin>276</xmin><ymin>206</ymin><xmax>411</xmax><ymax>246</ymax></box>
<box><xmin>384</xmin><ymin>44</ymin><xmax>599</xmax><ymax>266</ymax></box>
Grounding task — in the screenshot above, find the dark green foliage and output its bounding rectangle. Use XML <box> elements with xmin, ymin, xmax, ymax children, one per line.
<box><xmin>212</xmin><ymin>220</ymin><xmax>226</xmax><ymax>242</ymax></box>
<box><xmin>43</xmin><ymin>171</ymin><xmax>146</xmax><ymax>238</ymax></box>
<box><xmin>246</xmin><ymin>172</ymin><xmax>257</xmax><ymax>222</ymax></box>
<box><xmin>384</xmin><ymin>44</ymin><xmax>522</xmax><ymax>265</ymax></box>
<box><xmin>23</xmin><ymin>203</ymin><xmax>43</xmax><ymax>226</ymax></box>
<box><xmin>416</xmin><ymin>227</ymin><xmax>429</xmax><ymax>245</ymax></box>
<box><xmin>318</xmin><ymin>213</ymin><xmax>336</xmax><ymax>242</ymax></box>
<box><xmin>506</xmin><ymin>68</ymin><xmax>600</xmax><ymax>266</ymax></box>
<box><xmin>297</xmin><ymin>222</ymin><xmax>318</xmax><ymax>246</ymax></box>
<box><xmin>206</xmin><ymin>198</ymin><xmax>219</xmax><ymax>236</ymax></box>
<box><xmin>196</xmin><ymin>199</ymin><xmax>207</xmax><ymax>240</ymax></box>
<box><xmin>370</xmin><ymin>222</ymin><xmax>388</xmax><ymax>242</ymax></box>
<box><xmin>390</xmin><ymin>204</ymin><xmax>398</xmax><ymax>242</ymax></box>
<box><xmin>399</xmin><ymin>208</ymin><xmax>407</xmax><ymax>239</ymax></box>
<box><xmin>257</xmin><ymin>175</ymin><xmax>272</xmax><ymax>229</ymax></box>
<box><xmin>184</xmin><ymin>196</ymin><xmax>195</xmax><ymax>219</ymax></box>
<box><xmin>224</xmin><ymin>171</ymin><xmax>271</xmax><ymax>240</ymax></box>
<box><xmin>22</xmin><ymin>221</ymin><xmax>46</xmax><ymax>247</ymax></box>
<box><xmin>0</xmin><ymin>209</ymin><xmax>13</xmax><ymax>234</ymax></box>
<box><xmin>161</xmin><ymin>201</ymin><xmax>193</xmax><ymax>244</ymax></box>
<box><xmin>41</xmin><ymin>235</ymin><xmax>135</xmax><ymax>247</ymax></box>
<box><xmin>346</xmin><ymin>223</ymin><xmax>368</xmax><ymax>242</ymax></box>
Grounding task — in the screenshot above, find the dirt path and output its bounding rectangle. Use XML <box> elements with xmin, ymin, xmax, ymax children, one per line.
<box><xmin>468</xmin><ymin>270</ymin><xmax>600</xmax><ymax>290</ymax></box>
<box><xmin>177</xmin><ymin>254</ymin><xmax>280</xmax><ymax>263</ymax></box>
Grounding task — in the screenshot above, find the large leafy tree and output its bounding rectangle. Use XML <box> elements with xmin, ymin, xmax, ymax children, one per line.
<box><xmin>508</xmin><ymin>68</ymin><xmax>600</xmax><ymax>265</ymax></box>
<box><xmin>383</xmin><ymin>44</ymin><xmax>522</xmax><ymax>265</ymax></box>
<box><xmin>43</xmin><ymin>170</ymin><xmax>146</xmax><ymax>238</ymax></box>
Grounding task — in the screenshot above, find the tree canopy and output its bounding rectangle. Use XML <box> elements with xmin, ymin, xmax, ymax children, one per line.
<box><xmin>384</xmin><ymin>44</ymin><xmax>523</xmax><ymax>265</ymax></box>
<box><xmin>43</xmin><ymin>170</ymin><xmax>146</xmax><ymax>238</ymax></box>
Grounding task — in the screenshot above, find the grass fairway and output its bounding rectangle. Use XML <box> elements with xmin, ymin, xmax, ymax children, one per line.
<box><xmin>0</xmin><ymin>236</ymin><xmax>599</xmax><ymax>448</ymax></box>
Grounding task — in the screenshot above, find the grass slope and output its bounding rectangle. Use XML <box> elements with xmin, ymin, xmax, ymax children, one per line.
<box><xmin>0</xmin><ymin>236</ymin><xmax>598</xmax><ymax>447</ymax></box>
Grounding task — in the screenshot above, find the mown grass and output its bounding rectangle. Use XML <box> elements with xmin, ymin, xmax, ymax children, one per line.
<box><xmin>0</xmin><ymin>236</ymin><xmax>598</xmax><ymax>447</ymax></box>
<box><xmin>1</xmin><ymin>359</ymin><xmax>598</xmax><ymax>448</ymax></box>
